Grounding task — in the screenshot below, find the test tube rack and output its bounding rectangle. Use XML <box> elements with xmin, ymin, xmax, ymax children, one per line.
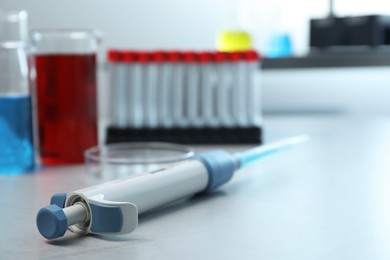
<box><xmin>106</xmin><ymin>49</ymin><xmax>262</xmax><ymax>144</ymax></box>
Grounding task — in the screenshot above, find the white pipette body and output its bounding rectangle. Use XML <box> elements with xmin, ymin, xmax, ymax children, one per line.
<box><xmin>36</xmin><ymin>135</ymin><xmax>308</xmax><ymax>240</ymax></box>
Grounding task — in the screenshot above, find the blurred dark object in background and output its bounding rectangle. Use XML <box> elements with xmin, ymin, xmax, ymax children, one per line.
<box><xmin>310</xmin><ymin>15</ymin><xmax>390</xmax><ymax>50</ymax></box>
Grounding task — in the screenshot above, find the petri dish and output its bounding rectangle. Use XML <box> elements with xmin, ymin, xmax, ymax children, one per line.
<box><xmin>84</xmin><ymin>142</ymin><xmax>195</xmax><ymax>182</ymax></box>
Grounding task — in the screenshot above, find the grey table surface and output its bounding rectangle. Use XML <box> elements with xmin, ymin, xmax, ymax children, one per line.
<box><xmin>2</xmin><ymin>114</ymin><xmax>390</xmax><ymax>260</ymax></box>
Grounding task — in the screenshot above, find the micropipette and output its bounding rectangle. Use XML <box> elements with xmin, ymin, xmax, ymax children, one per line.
<box><xmin>36</xmin><ymin>135</ymin><xmax>309</xmax><ymax>240</ymax></box>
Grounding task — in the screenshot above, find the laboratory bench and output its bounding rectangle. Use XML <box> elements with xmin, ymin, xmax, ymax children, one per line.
<box><xmin>2</xmin><ymin>114</ymin><xmax>390</xmax><ymax>260</ymax></box>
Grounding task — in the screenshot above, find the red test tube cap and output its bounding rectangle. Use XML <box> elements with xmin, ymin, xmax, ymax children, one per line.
<box><xmin>182</xmin><ymin>51</ymin><xmax>198</xmax><ymax>63</ymax></box>
<box><xmin>215</xmin><ymin>51</ymin><xmax>228</xmax><ymax>63</ymax></box>
<box><xmin>167</xmin><ymin>51</ymin><xmax>182</xmax><ymax>63</ymax></box>
<box><xmin>228</xmin><ymin>51</ymin><xmax>241</xmax><ymax>62</ymax></box>
<box><xmin>199</xmin><ymin>51</ymin><xmax>213</xmax><ymax>63</ymax></box>
<box><xmin>107</xmin><ymin>49</ymin><xmax>122</xmax><ymax>62</ymax></box>
<box><xmin>246</xmin><ymin>50</ymin><xmax>261</xmax><ymax>62</ymax></box>
<box><xmin>123</xmin><ymin>50</ymin><xmax>137</xmax><ymax>62</ymax></box>
<box><xmin>137</xmin><ymin>51</ymin><xmax>150</xmax><ymax>63</ymax></box>
<box><xmin>152</xmin><ymin>51</ymin><xmax>166</xmax><ymax>63</ymax></box>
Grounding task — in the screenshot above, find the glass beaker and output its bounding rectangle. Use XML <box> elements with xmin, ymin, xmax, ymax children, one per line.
<box><xmin>0</xmin><ymin>41</ymin><xmax>34</xmax><ymax>174</ymax></box>
<box><xmin>30</xmin><ymin>29</ymin><xmax>101</xmax><ymax>165</ymax></box>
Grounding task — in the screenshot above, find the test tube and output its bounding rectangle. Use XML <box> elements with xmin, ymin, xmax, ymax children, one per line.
<box><xmin>210</xmin><ymin>52</ymin><xmax>221</xmax><ymax>127</ymax></box>
<box><xmin>158</xmin><ymin>51</ymin><xmax>173</xmax><ymax>128</ymax></box>
<box><xmin>117</xmin><ymin>51</ymin><xmax>129</xmax><ymax>128</ymax></box>
<box><xmin>230</xmin><ymin>51</ymin><xmax>248</xmax><ymax>127</ymax></box>
<box><xmin>107</xmin><ymin>49</ymin><xmax>119</xmax><ymax>126</ymax></box>
<box><xmin>107</xmin><ymin>50</ymin><xmax>128</xmax><ymax>128</ymax></box>
<box><xmin>122</xmin><ymin>50</ymin><xmax>135</xmax><ymax>128</ymax></box>
<box><xmin>142</xmin><ymin>52</ymin><xmax>159</xmax><ymax>128</ymax></box>
<box><xmin>131</xmin><ymin>51</ymin><xmax>144</xmax><ymax>128</ymax></box>
<box><xmin>215</xmin><ymin>51</ymin><xmax>234</xmax><ymax>127</ymax></box>
<box><xmin>199</xmin><ymin>52</ymin><xmax>218</xmax><ymax>127</ymax></box>
<box><xmin>245</xmin><ymin>50</ymin><xmax>262</xmax><ymax>126</ymax></box>
<box><xmin>183</xmin><ymin>51</ymin><xmax>201</xmax><ymax>127</ymax></box>
<box><xmin>146</xmin><ymin>51</ymin><xmax>164</xmax><ymax>128</ymax></box>
<box><xmin>169</xmin><ymin>51</ymin><xmax>185</xmax><ymax>127</ymax></box>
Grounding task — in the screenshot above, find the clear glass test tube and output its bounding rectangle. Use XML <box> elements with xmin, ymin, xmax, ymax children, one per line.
<box><xmin>245</xmin><ymin>50</ymin><xmax>262</xmax><ymax>126</ymax></box>
<box><xmin>183</xmin><ymin>52</ymin><xmax>200</xmax><ymax>127</ymax></box>
<box><xmin>107</xmin><ymin>50</ymin><xmax>119</xmax><ymax>126</ymax></box>
<box><xmin>144</xmin><ymin>52</ymin><xmax>159</xmax><ymax>128</ymax></box>
<box><xmin>158</xmin><ymin>51</ymin><xmax>173</xmax><ymax>128</ymax></box>
<box><xmin>138</xmin><ymin>52</ymin><xmax>149</xmax><ymax>128</ymax></box>
<box><xmin>123</xmin><ymin>50</ymin><xmax>136</xmax><ymax>128</ymax></box>
<box><xmin>170</xmin><ymin>51</ymin><xmax>185</xmax><ymax>127</ymax></box>
<box><xmin>230</xmin><ymin>51</ymin><xmax>249</xmax><ymax>127</ymax></box>
<box><xmin>216</xmin><ymin>51</ymin><xmax>234</xmax><ymax>127</ymax></box>
<box><xmin>130</xmin><ymin>51</ymin><xmax>144</xmax><ymax>128</ymax></box>
<box><xmin>199</xmin><ymin>52</ymin><xmax>217</xmax><ymax>127</ymax></box>
<box><xmin>108</xmin><ymin>50</ymin><xmax>128</xmax><ymax>128</ymax></box>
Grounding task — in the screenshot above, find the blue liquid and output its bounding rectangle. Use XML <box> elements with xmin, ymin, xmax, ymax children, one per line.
<box><xmin>0</xmin><ymin>95</ymin><xmax>34</xmax><ymax>174</ymax></box>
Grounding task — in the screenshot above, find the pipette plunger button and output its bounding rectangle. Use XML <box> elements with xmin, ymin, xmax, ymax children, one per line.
<box><xmin>36</xmin><ymin>205</ymin><xmax>68</xmax><ymax>240</ymax></box>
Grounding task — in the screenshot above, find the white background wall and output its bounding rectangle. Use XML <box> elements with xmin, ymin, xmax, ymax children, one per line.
<box><xmin>3</xmin><ymin>0</ymin><xmax>390</xmax><ymax>56</ymax></box>
<box><xmin>0</xmin><ymin>0</ymin><xmax>330</xmax><ymax>55</ymax></box>
<box><xmin>2</xmin><ymin>0</ymin><xmax>390</xmax><ymax>115</ymax></box>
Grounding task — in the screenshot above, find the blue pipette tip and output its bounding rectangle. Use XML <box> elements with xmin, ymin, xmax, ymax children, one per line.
<box><xmin>286</xmin><ymin>135</ymin><xmax>310</xmax><ymax>145</ymax></box>
<box><xmin>36</xmin><ymin>205</ymin><xmax>68</xmax><ymax>240</ymax></box>
<box><xmin>237</xmin><ymin>134</ymin><xmax>310</xmax><ymax>169</ymax></box>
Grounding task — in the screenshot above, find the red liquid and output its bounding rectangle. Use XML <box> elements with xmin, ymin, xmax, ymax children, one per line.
<box><xmin>35</xmin><ymin>54</ymin><xmax>97</xmax><ymax>165</ymax></box>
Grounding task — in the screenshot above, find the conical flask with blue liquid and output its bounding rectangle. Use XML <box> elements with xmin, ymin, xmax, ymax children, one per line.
<box><xmin>0</xmin><ymin>41</ymin><xmax>34</xmax><ymax>174</ymax></box>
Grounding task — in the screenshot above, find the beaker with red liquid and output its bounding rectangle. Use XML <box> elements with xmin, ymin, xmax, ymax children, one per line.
<box><xmin>31</xmin><ymin>30</ymin><xmax>101</xmax><ymax>165</ymax></box>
